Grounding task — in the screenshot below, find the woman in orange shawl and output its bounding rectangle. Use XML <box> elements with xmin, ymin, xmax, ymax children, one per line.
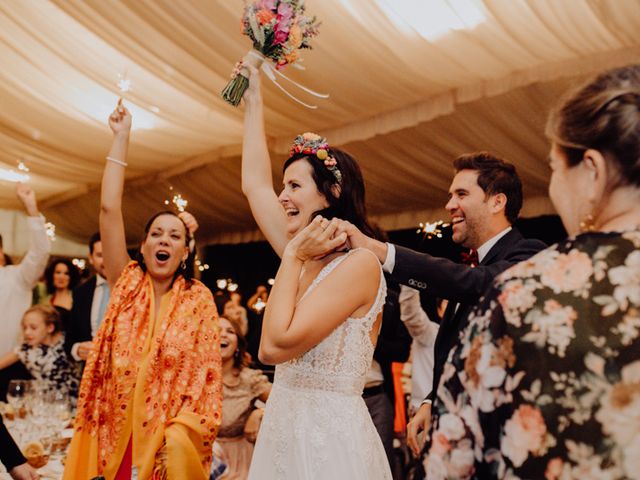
<box><xmin>63</xmin><ymin>102</ymin><xmax>222</xmax><ymax>480</ymax></box>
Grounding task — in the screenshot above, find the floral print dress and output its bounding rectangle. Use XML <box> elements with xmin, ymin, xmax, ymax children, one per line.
<box><xmin>16</xmin><ymin>335</ymin><xmax>79</xmax><ymax>399</ymax></box>
<box><xmin>427</xmin><ymin>231</ymin><xmax>640</xmax><ymax>480</ymax></box>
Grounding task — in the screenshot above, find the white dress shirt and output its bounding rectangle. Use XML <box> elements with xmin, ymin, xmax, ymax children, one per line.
<box><xmin>0</xmin><ymin>216</ymin><xmax>50</xmax><ymax>356</ymax></box>
<box><xmin>476</xmin><ymin>227</ymin><xmax>512</xmax><ymax>263</ymax></box>
<box><xmin>90</xmin><ymin>274</ymin><xmax>108</xmax><ymax>337</ymax></box>
<box><xmin>70</xmin><ymin>274</ymin><xmax>107</xmax><ymax>361</ymax></box>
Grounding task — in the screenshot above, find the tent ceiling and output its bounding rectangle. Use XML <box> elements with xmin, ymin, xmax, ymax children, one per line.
<box><xmin>0</xmin><ymin>0</ymin><xmax>639</xmax><ymax>244</ymax></box>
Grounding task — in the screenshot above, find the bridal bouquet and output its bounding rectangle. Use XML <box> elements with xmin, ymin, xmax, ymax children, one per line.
<box><xmin>221</xmin><ymin>0</ymin><xmax>321</xmax><ymax>107</ymax></box>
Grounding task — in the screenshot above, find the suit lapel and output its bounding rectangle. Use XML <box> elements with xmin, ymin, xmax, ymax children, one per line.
<box><xmin>478</xmin><ymin>228</ymin><xmax>522</xmax><ymax>266</ymax></box>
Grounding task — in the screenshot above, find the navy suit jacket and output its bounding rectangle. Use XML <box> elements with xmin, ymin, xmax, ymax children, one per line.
<box><xmin>64</xmin><ymin>276</ymin><xmax>97</xmax><ymax>357</ymax></box>
<box><xmin>390</xmin><ymin>228</ymin><xmax>546</xmax><ymax>401</ymax></box>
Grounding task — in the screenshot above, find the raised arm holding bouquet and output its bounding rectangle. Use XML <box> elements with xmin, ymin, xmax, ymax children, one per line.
<box><xmin>221</xmin><ymin>0</ymin><xmax>325</xmax><ymax>108</ymax></box>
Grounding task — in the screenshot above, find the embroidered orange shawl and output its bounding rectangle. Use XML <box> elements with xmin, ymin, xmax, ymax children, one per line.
<box><xmin>68</xmin><ymin>262</ymin><xmax>221</xmax><ymax>478</ymax></box>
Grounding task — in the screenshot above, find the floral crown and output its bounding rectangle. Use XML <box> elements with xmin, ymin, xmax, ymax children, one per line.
<box><xmin>289</xmin><ymin>132</ymin><xmax>342</xmax><ymax>184</ymax></box>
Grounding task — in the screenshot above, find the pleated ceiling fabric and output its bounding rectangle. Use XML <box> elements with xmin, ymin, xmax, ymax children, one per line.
<box><xmin>0</xmin><ymin>0</ymin><xmax>638</xmax><ymax>244</ymax></box>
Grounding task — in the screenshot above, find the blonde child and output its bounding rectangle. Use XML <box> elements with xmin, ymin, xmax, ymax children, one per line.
<box><xmin>0</xmin><ymin>305</ymin><xmax>78</xmax><ymax>399</ymax></box>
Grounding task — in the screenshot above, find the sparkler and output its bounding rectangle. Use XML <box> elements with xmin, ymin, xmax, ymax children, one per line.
<box><xmin>117</xmin><ymin>73</ymin><xmax>131</xmax><ymax>94</ymax></box>
<box><xmin>417</xmin><ymin>220</ymin><xmax>450</xmax><ymax>239</ymax></box>
<box><xmin>163</xmin><ymin>186</ymin><xmax>189</xmax><ymax>212</ymax></box>
<box><xmin>45</xmin><ymin>222</ymin><xmax>56</xmax><ymax>242</ymax></box>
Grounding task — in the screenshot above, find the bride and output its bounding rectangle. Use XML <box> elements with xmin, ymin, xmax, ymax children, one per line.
<box><xmin>240</xmin><ymin>64</ymin><xmax>392</xmax><ymax>479</ymax></box>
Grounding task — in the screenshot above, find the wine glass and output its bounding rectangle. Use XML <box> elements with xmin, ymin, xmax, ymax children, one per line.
<box><xmin>48</xmin><ymin>391</ymin><xmax>71</xmax><ymax>460</ymax></box>
<box><xmin>6</xmin><ymin>380</ymin><xmax>31</xmax><ymax>445</ymax></box>
<box><xmin>6</xmin><ymin>380</ymin><xmax>30</xmax><ymax>413</ymax></box>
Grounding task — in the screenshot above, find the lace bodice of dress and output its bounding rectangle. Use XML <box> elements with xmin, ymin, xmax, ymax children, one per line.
<box><xmin>274</xmin><ymin>248</ymin><xmax>387</xmax><ymax>396</ymax></box>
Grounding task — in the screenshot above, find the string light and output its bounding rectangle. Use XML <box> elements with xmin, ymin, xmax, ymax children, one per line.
<box><xmin>216</xmin><ymin>279</ymin><xmax>228</xmax><ymax>290</ymax></box>
<box><xmin>195</xmin><ymin>258</ymin><xmax>210</xmax><ymax>272</ymax></box>
<box><xmin>72</xmin><ymin>258</ymin><xmax>86</xmax><ymax>270</ymax></box>
<box><xmin>227</xmin><ymin>283</ymin><xmax>238</xmax><ymax>292</ymax></box>
<box><xmin>267</xmin><ymin>278</ymin><xmax>275</xmax><ymax>286</ymax></box>
<box><xmin>417</xmin><ymin>220</ymin><xmax>450</xmax><ymax>239</ymax></box>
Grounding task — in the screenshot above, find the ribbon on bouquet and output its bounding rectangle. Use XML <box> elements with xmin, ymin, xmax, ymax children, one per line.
<box><xmin>245</xmin><ymin>50</ymin><xmax>329</xmax><ymax>109</ymax></box>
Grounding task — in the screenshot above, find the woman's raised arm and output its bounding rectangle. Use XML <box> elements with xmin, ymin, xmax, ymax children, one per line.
<box><xmin>241</xmin><ymin>65</ymin><xmax>288</xmax><ymax>257</ymax></box>
<box><xmin>100</xmin><ymin>101</ymin><xmax>132</xmax><ymax>286</ymax></box>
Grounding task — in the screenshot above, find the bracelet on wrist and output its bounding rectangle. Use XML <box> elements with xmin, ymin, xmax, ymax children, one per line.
<box><xmin>106</xmin><ymin>156</ymin><xmax>128</xmax><ymax>167</ymax></box>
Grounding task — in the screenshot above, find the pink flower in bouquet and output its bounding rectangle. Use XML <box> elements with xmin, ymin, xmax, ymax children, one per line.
<box><xmin>276</xmin><ymin>3</ymin><xmax>293</xmax><ymax>33</ymax></box>
<box><xmin>277</xmin><ymin>2</ymin><xmax>294</xmax><ymax>22</ymax></box>
<box><xmin>260</xmin><ymin>0</ymin><xmax>276</xmax><ymax>10</ymax></box>
<box><xmin>256</xmin><ymin>8</ymin><xmax>276</xmax><ymax>25</ymax></box>
<box><xmin>274</xmin><ymin>29</ymin><xmax>289</xmax><ymax>45</ymax></box>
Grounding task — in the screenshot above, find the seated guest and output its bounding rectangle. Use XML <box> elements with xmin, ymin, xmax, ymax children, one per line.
<box><xmin>64</xmin><ymin>232</ymin><xmax>109</xmax><ymax>363</ymax></box>
<box><xmin>42</xmin><ymin>258</ymin><xmax>80</xmax><ymax>330</ymax></box>
<box><xmin>218</xmin><ymin>317</ymin><xmax>271</xmax><ymax>480</ymax></box>
<box><xmin>0</xmin><ymin>305</ymin><xmax>78</xmax><ymax>399</ymax></box>
<box><xmin>0</xmin><ymin>183</ymin><xmax>50</xmax><ymax>400</ymax></box>
<box><xmin>1</xmin><ymin>417</ymin><xmax>39</xmax><ymax>480</ymax></box>
<box><xmin>427</xmin><ymin>64</ymin><xmax>640</xmax><ymax>478</ymax></box>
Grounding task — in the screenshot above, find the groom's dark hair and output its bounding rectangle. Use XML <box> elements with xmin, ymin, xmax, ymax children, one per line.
<box><xmin>454</xmin><ymin>152</ymin><xmax>523</xmax><ymax>225</ymax></box>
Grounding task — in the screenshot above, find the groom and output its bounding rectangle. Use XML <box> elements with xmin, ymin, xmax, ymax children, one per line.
<box><xmin>307</xmin><ymin>152</ymin><xmax>545</xmax><ymax>456</ymax></box>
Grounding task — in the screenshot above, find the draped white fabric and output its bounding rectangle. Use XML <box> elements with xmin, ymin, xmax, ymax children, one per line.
<box><xmin>0</xmin><ymin>0</ymin><xmax>638</xmax><ymax>244</ymax></box>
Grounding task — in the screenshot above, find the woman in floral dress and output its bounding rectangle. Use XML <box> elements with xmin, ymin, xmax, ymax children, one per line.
<box><xmin>426</xmin><ymin>64</ymin><xmax>640</xmax><ymax>479</ymax></box>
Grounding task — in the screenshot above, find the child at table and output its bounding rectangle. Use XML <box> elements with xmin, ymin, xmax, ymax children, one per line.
<box><xmin>0</xmin><ymin>305</ymin><xmax>78</xmax><ymax>400</ymax></box>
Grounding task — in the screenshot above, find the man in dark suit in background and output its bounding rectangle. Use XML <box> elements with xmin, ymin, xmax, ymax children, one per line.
<box><xmin>64</xmin><ymin>232</ymin><xmax>110</xmax><ymax>363</ymax></box>
<box><xmin>331</xmin><ymin>152</ymin><xmax>546</xmax><ymax>456</ymax></box>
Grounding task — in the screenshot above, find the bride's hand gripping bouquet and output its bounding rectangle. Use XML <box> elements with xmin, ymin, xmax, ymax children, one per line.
<box><xmin>221</xmin><ymin>0</ymin><xmax>322</xmax><ymax>107</ymax></box>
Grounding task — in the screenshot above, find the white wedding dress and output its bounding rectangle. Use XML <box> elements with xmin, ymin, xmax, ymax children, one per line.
<box><xmin>248</xmin><ymin>249</ymin><xmax>392</xmax><ymax>480</ymax></box>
